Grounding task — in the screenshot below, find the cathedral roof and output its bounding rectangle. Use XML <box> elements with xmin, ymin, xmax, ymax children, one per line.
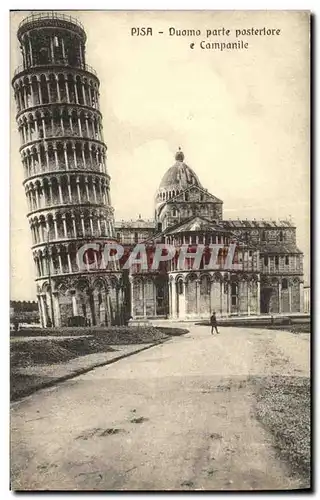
<box><xmin>165</xmin><ymin>216</ymin><xmax>228</xmax><ymax>235</ymax></box>
<box><xmin>115</xmin><ymin>215</ymin><xmax>155</xmax><ymax>229</ymax></box>
<box><xmin>158</xmin><ymin>149</ymin><xmax>202</xmax><ymax>192</ymax></box>
<box><xmin>222</xmin><ymin>219</ymin><xmax>294</xmax><ymax>228</ymax></box>
<box><xmin>258</xmin><ymin>242</ymin><xmax>303</xmax><ymax>254</ymax></box>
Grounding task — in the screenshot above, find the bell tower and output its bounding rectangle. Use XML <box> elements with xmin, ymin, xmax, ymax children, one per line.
<box><xmin>12</xmin><ymin>12</ymin><xmax>121</xmax><ymax>327</ymax></box>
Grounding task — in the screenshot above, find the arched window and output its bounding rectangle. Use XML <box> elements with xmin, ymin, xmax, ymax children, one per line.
<box><xmin>261</xmin><ymin>230</ymin><xmax>266</xmax><ymax>241</ymax></box>
<box><xmin>279</xmin><ymin>230</ymin><xmax>284</xmax><ymax>242</ymax></box>
<box><xmin>53</xmin><ymin>38</ymin><xmax>64</xmax><ymax>64</ymax></box>
<box><xmin>76</xmin><ymin>76</ymin><xmax>84</xmax><ymax>105</ymax></box>
<box><xmin>282</xmin><ymin>278</ymin><xmax>288</xmax><ymax>290</ymax></box>
<box><xmin>39</xmin><ymin>47</ymin><xmax>49</xmax><ymax>65</ymax></box>
<box><xmin>185</xmin><ymin>192</ymin><xmax>189</xmax><ymax>201</ymax></box>
<box><xmin>231</xmin><ymin>282</ymin><xmax>238</xmax><ymax>306</ymax></box>
<box><xmin>172</xmin><ymin>208</ymin><xmax>177</xmax><ymax>217</ymax></box>
<box><xmin>200</xmin><ymin>275</ymin><xmax>211</xmax><ymax>295</ymax></box>
<box><xmin>82</xmin><ymin>303</ymin><xmax>87</xmax><ymax>317</ymax></box>
<box><xmin>40</xmin><ymin>75</ymin><xmax>49</xmax><ymax>104</ymax></box>
<box><xmin>31</xmin><ymin>76</ymin><xmax>40</xmax><ymax>106</ymax></box>
<box><xmin>178</xmin><ymin>280</ymin><xmax>183</xmax><ymax>295</ymax></box>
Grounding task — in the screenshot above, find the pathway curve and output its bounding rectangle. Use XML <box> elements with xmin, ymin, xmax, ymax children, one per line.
<box><xmin>11</xmin><ymin>325</ymin><xmax>310</xmax><ymax>491</ymax></box>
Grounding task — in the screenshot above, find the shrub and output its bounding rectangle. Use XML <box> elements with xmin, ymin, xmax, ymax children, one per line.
<box><xmin>67</xmin><ymin>316</ymin><xmax>87</xmax><ymax>327</ymax></box>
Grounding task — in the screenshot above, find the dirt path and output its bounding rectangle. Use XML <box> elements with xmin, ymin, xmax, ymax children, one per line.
<box><xmin>11</xmin><ymin>325</ymin><xmax>310</xmax><ymax>491</ymax></box>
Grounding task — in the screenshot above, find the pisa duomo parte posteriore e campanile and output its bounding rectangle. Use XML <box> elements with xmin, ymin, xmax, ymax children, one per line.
<box><xmin>12</xmin><ymin>12</ymin><xmax>304</xmax><ymax>327</ymax></box>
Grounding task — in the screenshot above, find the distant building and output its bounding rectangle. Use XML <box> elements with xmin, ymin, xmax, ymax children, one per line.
<box><xmin>10</xmin><ymin>300</ymin><xmax>40</xmax><ymax>323</ymax></box>
<box><xmin>116</xmin><ymin>216</ymin><xmax>156</xmax><ymax>245</ymax></box>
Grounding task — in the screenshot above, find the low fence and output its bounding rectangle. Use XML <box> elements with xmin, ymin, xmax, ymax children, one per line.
<box><xmin>196</xmin><ymin>314</ymin><xmax>310</xmax><ymax>328</ymax></box>
<box><xmin>10</xmin><ymin>325</ymin><xmax>189</xmax><ymax>340</ymax></box>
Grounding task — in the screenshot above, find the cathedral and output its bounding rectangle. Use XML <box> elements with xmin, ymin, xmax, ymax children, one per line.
<box><xmin>12</xmin><ymin>12</ymin><xmax>304</xmax><ymax>327</ymax></box>
<box><xmin>116</xmin><ymin>148</ymin><xmax>304</xmax><ymax>320</ymax></box>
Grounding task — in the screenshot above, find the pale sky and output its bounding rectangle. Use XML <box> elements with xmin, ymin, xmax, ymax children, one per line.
<box><xmin>10</xmin><ymin>10</ymin><xmax>310</xmax><ymax>300</ymax></box>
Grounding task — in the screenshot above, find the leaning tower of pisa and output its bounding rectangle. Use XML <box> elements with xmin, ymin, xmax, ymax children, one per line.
<box><xmin>12</xmin><ymin>12</ymin><xmax>124</xmax><ymax>327</ymax></box>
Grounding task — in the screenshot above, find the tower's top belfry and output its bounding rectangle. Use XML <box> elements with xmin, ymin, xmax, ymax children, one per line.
<box><xmin>14</xmin><ymin>11</ymin><xmax>96</xmax><ymax>77</ymax></box>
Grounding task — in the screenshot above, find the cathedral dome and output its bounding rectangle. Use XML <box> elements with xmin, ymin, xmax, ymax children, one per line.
<box><xmin>158</xmin><ymin>149</ymin><xmax>202</xmax><ymax>193</ymax></box>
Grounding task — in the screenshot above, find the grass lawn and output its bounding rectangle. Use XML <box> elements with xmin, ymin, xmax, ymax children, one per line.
<box><xmin>251</xmin><ymin>375</ymin><xmax>311</xmax><ymax>488</ymax></box>
<box><xmin>10</xmin><ymin>326</ymin><xmax>189</xmax><ymax>400</ymax></box>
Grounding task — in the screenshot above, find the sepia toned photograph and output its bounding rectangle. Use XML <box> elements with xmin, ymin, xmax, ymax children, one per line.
<box><xmin>10</xmin><ymin>10</ymin><xmax>310</xmax><ymax>491</ymax></box>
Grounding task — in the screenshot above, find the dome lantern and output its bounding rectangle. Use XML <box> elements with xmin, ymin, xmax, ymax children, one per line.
<box><xmin>175</xmin><ymin>147</ymin><xmax>184</xmax><ymax>162</ymax></box>
<box><xmin>156</xmin><ymin>149</ymin><xmax>202</xmax><ymax>194</ymax></box>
